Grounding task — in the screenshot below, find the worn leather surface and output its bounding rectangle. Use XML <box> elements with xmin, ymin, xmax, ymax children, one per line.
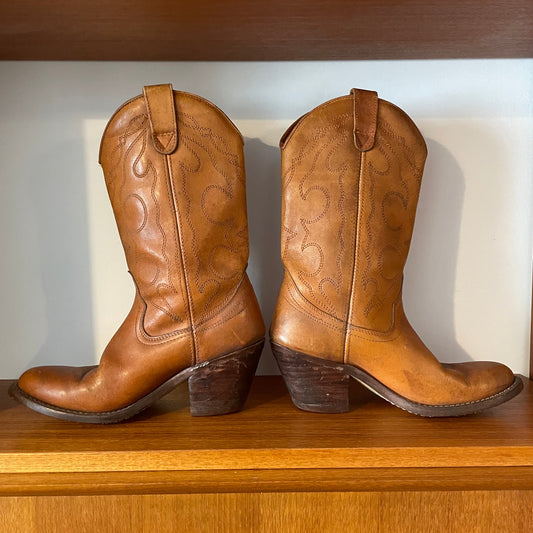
<box><xmin>271</xmin><ymin>89</ymin><xmax>514</xmax><ymax>406</ymax></box>
<box><xmin>18</xmin><ymin>84</ymin><xmax>265</xmax><ymax>412</ymax></box>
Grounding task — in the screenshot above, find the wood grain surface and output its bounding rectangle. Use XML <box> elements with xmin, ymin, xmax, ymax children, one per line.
<box><xmin>1</xmin><ymin>0</ymin><xmax>532</xmax><ymax>60</ymax></box>
<box><xmin>1</xmin><ymin>491</ymin><xmax>532</xmax><ymax>533</ymax></box>
<box><xmin>0</xmin><ymin>376</ymin><xmax>532</xmax><ymax>474</ymax></box>
<box><xmin>1</xmin><ymin>466</ymin><xmax>533</xmax><ymax>497</ymax></box>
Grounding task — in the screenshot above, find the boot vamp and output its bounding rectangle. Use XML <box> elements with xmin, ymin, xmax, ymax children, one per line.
<box><xmin>18</xmin><ymin>365</ymin><xmax>102</xmax><ymax>412</ymax></box>
<box><xmin>348</xmin><ymin>327</ymin><xmax>515</xmax><ymax>406</ymax></box>
<box><xmin>16</xmin><ymin>343</ymin><xmax>189</xmax><ymax>413</ymax></box>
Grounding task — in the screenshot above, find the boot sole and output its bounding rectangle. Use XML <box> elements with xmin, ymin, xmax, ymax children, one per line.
<box><xmin>9</xmin><ymin>339</ymin><xmax>264</xmax><ymax>424</ymax></box>
<box><xmin>271</xmin><ymin>342</ymin><xmax>523</xmax><ymax>417</ymax></box>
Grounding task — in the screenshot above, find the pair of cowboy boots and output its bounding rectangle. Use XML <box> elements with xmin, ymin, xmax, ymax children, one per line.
<box><xmin>10</xmin><ymin>84</ymin><xmax>522</xmax><ymax>423</ymax></box>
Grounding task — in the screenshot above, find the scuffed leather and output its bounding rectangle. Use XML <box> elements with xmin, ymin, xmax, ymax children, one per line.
<box><xmin>271</xmin><ymin>89</ymin><xmax>515</xmax><ymax>406</ymax></box>
<box><xmin>18</xmin><ymin>85</ymin><xmax>265</xmax><ymax>412</ymax></box>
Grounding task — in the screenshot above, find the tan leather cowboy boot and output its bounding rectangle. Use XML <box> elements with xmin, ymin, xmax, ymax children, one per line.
<box><xmin>270</xmin><ymin>89</ymin><xmax>522</xmax><ymax>417</ymax></box>
<box><xmin>10</xmin><ymin>84</ymin><xmax>265</xmax><ymax>423</ymax></box>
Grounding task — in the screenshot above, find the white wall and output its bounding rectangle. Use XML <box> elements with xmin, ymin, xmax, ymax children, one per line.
<box><xmin>0</xmin><ymin>60</ymin><xmax>531</xmax><ymax>378</ymax></box>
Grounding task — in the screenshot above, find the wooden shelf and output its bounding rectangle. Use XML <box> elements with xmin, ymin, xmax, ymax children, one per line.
<box><xmin>2</xmin><ymin>0</ymin><xmax>532</xmax><ymax>61</ymax></box>
<box><xmin>1</xmin><ymin>375</ymin><xmax>533</xmax><ymax>487</ymax></box>
<box><xmin>2</xmin><ymin>376</ymin><xmax>533</xmax><ymax>531</ymax></box>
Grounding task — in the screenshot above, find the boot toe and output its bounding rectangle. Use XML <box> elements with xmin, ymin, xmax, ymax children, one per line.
<box><xmin>473</xmin><ymin>361</ymin><xmax>516</xmax><ymax>398</ymax></box>
<box><xmin>17</xmin><ymin>365</ymin><xmax>97</xmax><ymax>409</ymax></box>
<box><xmin>443</xmin><ymin>360</ymin><xmax>516</xmax><ymax>402</ymax></box>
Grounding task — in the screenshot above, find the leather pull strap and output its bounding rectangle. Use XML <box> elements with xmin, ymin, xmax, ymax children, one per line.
<box><xmin>350</xmin><ymin>88</ymin><xmax>378</xmax><ymax>152</ymax></box>
<box><xmin>143</xmin><ymin>84</ymin><xmax>178</xmax><ymax>155</ymax></box>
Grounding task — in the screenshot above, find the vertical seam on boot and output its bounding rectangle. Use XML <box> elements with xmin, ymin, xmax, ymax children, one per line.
<box><xmin>343</xmin><ymin>151</ymin><xmax>364</xmax><ymax>364</ymax></box>
<box><xmin>165</xmin><ymin>155</ymin><xmax>198</xmax><ymax>365</ymax></box>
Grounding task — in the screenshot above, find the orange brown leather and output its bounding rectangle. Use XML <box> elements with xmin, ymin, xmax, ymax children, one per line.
<box><xmin>350</xmin><ymin>88</ymin><xmax>378</xmax><ymax>151</ymax></box>
<box><xmin>17</xmin><ymin>84</ymin><xmax>265</xmax><ymax>412</ymax></box>
<box><xmin>270</xmin><ymin>89</ymin><xmax>515</xmax><ymax>406</ymax></box>
<box><xmin>143</xmin><ymin>84</ymin><xmax>178</xmax><ymax>154</ymax></box>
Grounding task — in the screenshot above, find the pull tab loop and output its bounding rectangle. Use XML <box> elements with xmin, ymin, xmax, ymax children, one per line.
<box><xmin>143</xmin><ymin>84</ymin><xmax>178</xmax><ymax>155</ymax></box>
<box><xmin>350</xmin><ymin>88</ymin><xmax>378</xmax><ymax>152</ymax></box>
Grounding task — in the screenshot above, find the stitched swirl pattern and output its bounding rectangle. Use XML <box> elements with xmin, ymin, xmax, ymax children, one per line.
<box><xmin>174</xmin><ymin>110</ymin><xmax>248</xmax><ymax>323</ymax></box>
<box><xmin>105</xmin><ymin>114</ymin><xmax>185</xmax><ymax>328</ymax></box>
<box><xmin>282</xmin><ymin>111</ymin><xmax>353</xmax><ymax>319</ymax></box>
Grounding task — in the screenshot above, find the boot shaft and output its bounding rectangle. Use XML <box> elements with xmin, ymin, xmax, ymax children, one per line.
<box><xmin>99</xmin><ymin>85</ymin><xmax>250</xmax><ymax>338</ymax></box>
<box><xmin>279</xmin><ymin>89</ymin><xmax>427</xmax><ymax>333</ymax></box>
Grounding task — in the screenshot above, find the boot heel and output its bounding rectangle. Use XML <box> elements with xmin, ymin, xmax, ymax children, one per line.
<box><xmin>188</xmin><ymin>340</ymin><xmax>264</xmax><ymax>416</ymax></box>
<box><xmin>271</xmin><ymin>342</ymin><xmax>351</xmax><ymax>413</ymax></box>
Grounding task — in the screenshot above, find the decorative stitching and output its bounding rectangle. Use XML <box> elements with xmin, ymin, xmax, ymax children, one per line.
<box><xmin>350</xmin><ymin>114</ymin><xmax>424</xmax><ymax>330</ymax></box>
<box><xmin>175</xmin><ymin>110</ymin><xmax>248</xmax><ymax>323</ymax></box>
<box><xmin>381</xmin><ymin>191</ymin><xmax>407</xmax><ymax>231</ymax></box>
<box><xmin>124</xmin><ymin>194</ymin><xmax>148</xmax><ymax>233</ymax></box>
<box><xmin>284</xmin><ymin>294</ymin><xmax>345</xmax><ymax>333</ymax></box>
<box><xmin>107</xmin><ymin>115</ymin><xmax>185</xmax><ymax>328</ymax></box>
<box><xmin>283</xmin><ymin>112</ymin><xmax>352</xmax><ymax>318</ymax></box>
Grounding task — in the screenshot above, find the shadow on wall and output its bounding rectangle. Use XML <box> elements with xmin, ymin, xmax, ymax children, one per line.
<box><xmin>28</xmin><ymin>139</ymin><xmax>95</xmax><ymax>369</ymax></box>
<box><xmin>244</xmin><ymin>137</ymin><xmax>284</xmax><ymax>375</ymax></box>
<box><xmin>403</xmin><ymin>138</ymin><xmax>470</xmax><ymax>363</ymax></box>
